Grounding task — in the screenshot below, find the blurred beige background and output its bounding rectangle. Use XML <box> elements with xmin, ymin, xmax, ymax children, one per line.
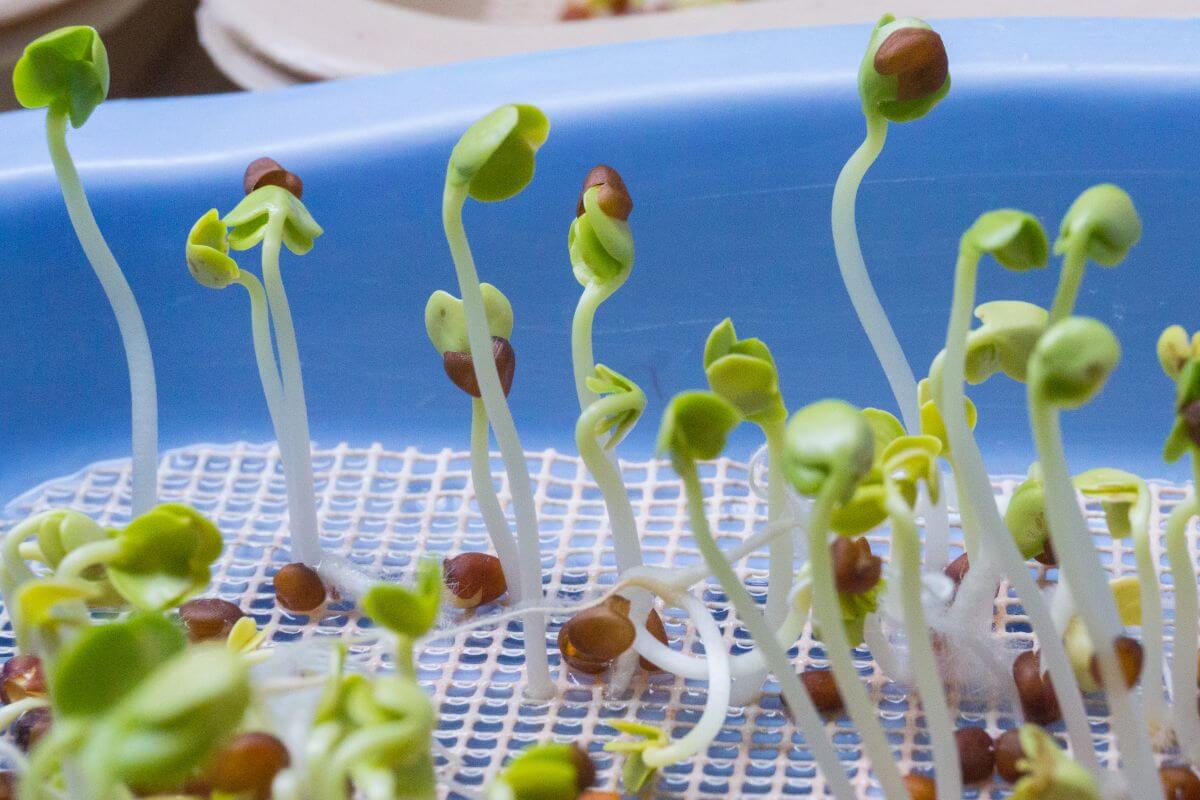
<box><xmin>0</xmin><ymin>0</ymin><xmax>1196</xmax><ymax>106</ymax></box>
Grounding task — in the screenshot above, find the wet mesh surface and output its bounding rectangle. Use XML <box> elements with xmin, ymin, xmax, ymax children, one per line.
<box><xmin>0</xmin><ymin>442</ymin><xmax>1188</xmax><ymax>798</ymax></box>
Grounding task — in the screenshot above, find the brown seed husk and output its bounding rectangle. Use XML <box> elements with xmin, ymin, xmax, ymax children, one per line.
<box><xmin>1013</xmin><ymin>650</ymin><xmax>1061</xmax><ymax>725</ymax></box>
<box><xmin>994</xmin><ymin>729</ymin><xmax>1028</xmax><ymax>783</ymax></box>
<box><xmin>243</xmin><ymin>157</ymin><xmax>303</xmax><ymax>199</ymax></box>
<box><xmin>179</xmin><ymin>598</ymin><xmax>246</xmax><ymax>642</ymax></box>
<box><xmin>903</xmin><ymin>773</ymin><xmax>937</xmax><ymax>800</ymax></box>
<box><xmin>955</xmin><ymin>727</ymin><xmax>996</xmax><ymax>784</ymax></box>
<box><xmin>639</xmin><ymin>607</ymin><xmax>670</xmax><ymax>671</ymax></box>
<box><xmin>832</xmin><ymin>537</ymin><xmax>882</xmax><ymax>595</ymax></box>
<box><xmin>0</xmin><ymin>655</ymin><xmax>46</xmax><ymax>704</ymax></box>
<box><xmin>443</xmin><ymin>337</ymin><xmax>516</xmax><ymax>398</ymax></box>
<box><xmin>576</xmin><ymin>165</ymin><xmax>633</xmax><ymax>221</ymax></box>
<box><xmin>1089</xmin><ymin>635</ymin><xmax>1144</xmax><ymax>690</ymax></box>
<box><xmin>209</xmin><ymin>732</ymin><xmax>291</xmax><ymax>800</ymax></box>
<box><xmin>443</xmin><ymin>552</ymin><xmax>508</xmax><ymax>608</ymax></box>
<box><xmin>274</xmin><ymin>562</ymin><xmax>327</xmax><ymax>613</ymax></box>
<box><xmin>801</xmin><ymin>668</ymin><xmax>843</xmax><ymax>714</ymax></box>
<box><xmin>873</xmin><ymin>27</ymin><xmax>949</xmax><ymax>102</ymax></box>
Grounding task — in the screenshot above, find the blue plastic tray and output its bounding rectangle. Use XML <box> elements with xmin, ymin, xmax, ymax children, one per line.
<box><xmin>1</xmin><ymin>18</ymin><xmax>1198</xmax><ymax>504</ymax></box>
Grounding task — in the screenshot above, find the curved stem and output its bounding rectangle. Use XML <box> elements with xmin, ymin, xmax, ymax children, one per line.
<box><xmin>46</xmin><ymin>110</ymin><xmax>158</xmax><ymax>515</ymax></box>
<box><xmin>832</xmin><ymin>114</ymin><xmax>918</xmax><ymax>430</ymax></box>
<box><xmin>575</xmin><ymin>395</ymin><xmax>644</xmax><ymax>576</ymax></box>
<box><xmin>675</xmin><ymin>458</ymin><xmax>856</xmax><ymax>800</ymax></box>
<box><xmin>1049</xmin><ymin>236</ymin><xmax>1089</xmax><ymax>325</ymax></box>
<box><xmin>1131</xmin><ymin>487</ymin><xmax>1168</xmax><ymax>728</ymax></box>
<box><xmin>571</xmin><ymin>282</ymin><xmax>610</xmax><ymax>409</ymax></box>
<box><xmin>442</xmin><ymin>183</ymin><xmax>553</xmax><ymax>700</ymax></box>
<box><xmin>259</xmin><ymin>215</ymin><xmax>322</xmax><ymax>567</ymax></box>
<box><xmin>886</xmin><ymin>485</ymin><xmax>960</xmax><ymax>799</ymax></box>
<box><xmin>470</xmin><ymin>398</ymin><xmax>522</xmax><ymax>599</ymax></box>
<box><xmin>939</xmin><ymin>239</ymin><xmax>1099</xmax><ymax>770</ymax></box>
<box><xmin>628</xmin><ymin>582</ymin><xmax>730</xmax><ymax>768</ymax></box>
<box><xmin>1167</xmin><ymin>491</ymin><xmax>1200</xmax><ymax>762</ymax></box>
<box><xmin>236</xmin><ymin>271</ymin><xmax>285</xmax><ymax>438</ymax></box>
<box><xmin>2</xmin><ymin>517</ymin><xmax>43</xmax><ymax>594</ymax></box>
<box><xmin>1029</xmin><ymin>393</ymin><xmax>1157</xmax><ymax>787</ymax></box>
<box><xmin>55</xmin><ymin>538</ymin><xmax>122</xmax><ymax>581</ymax></box>
<box><xmin>628</xmin><ymin>571</ymin><xmax>811</xmax><ymax>681</ymax></box>
<box><xmin>807</xmin><ymin>479</ymin><xmax>909</xmax><ymax>800</ymax></box>
<box><xmin>0</xmin><ymin>697</ymin><xmax>48</xmax><ymax>732</ymax></box>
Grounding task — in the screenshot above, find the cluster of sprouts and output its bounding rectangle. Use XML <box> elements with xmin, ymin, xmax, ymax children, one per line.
<box><xmin>3</xmin><ymin>13</ymin><xmax>1200</xmax><ymax>800</ymax></box>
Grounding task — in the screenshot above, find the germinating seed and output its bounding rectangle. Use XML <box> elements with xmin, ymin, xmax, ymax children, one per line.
<box><xmin>801</xmin><ymin>668</ymin><xmax>844</xmax><ymax>714</ymax></box>
<box><xmin>1013</xmin><ymin>650</ymin><xmax>1062</xmax><ymax>725</ymax></box>
<box><xmin>902</xmin><ymin>773</ymin><xmax>937</xmax><ymax>800</ymax></box>
<box><xmin>273</xmin><ymin>562</ymin><xmax>327</xmax><ymax>613</ymax></box>
<box><xmin>954</xmin><ymin>727</ymin><xmax>996</xmax><ymax>784</ymax></box>
<box><xmin>1089</xmin><ymin>635</ymin><xmax>1144</xmax><ymax>689</ymax></box>
<box><xmin>0</xmin><ymin>654</ymin><xmax>46</xmax><ymax>704</ymax></box>
<box><xmin>831</xmin><ymin>537</ymin><xmax>882</xmax><ymax>595</ymax></box>
<box><xmin>1161</xmin><ymin>765</ymin><xmax>1200</xmax><ymax>800</ymax></box>
<box><xmin>994</xmin><ymin>728</ymin><xmax>1028</xmax><ymax>783</ymax></box>
<box><xmin>208</xmin><ymin>732</ymin><xmax>291</xmax><ymax>800</ymax></box>
<box><xmin>14</xmin><ymin>707</ymin><xmax>51</xmax><ymax>752</ymax></box>
<box><xmin>178</xmin><ymin>598</ymin><xmax>246</xmax><ymax>641</ymax></box>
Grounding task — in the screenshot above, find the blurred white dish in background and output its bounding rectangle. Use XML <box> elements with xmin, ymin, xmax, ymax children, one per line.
<box><xmin>197</xmin><ymin>0</ymin><xmax>1198</xmax><ymax>90</ymax></box>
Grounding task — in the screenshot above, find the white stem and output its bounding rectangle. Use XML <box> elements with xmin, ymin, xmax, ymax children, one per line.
<box><xmin>471</xmin><ymin>398</ymin><xmax>523</xmax><ymax>599</ymax></box>
<box><xmin>831</xmin><ymin>113</ymin><xmax>918</xmax><ymax>431</ymax></box>
<box><xmin>1167</xmin><ymin>494</ymin><xmax>1200</xmax><ymax>763</ymax></box>
<box><xmin>642</xmin><ymin>591</ymin><xmax>731</xmax><ymax>768</ymax></box>
<box><xmin>46</xmin><ymin>110</ymin><xmax>158</xmax><ymax>515</ymax></box>
<box><xmin>259</xmin><ymin>214</ymin><xmax>322</xmax><ymax>567</ymax></box>
<box><xmin>443</xmin><ymin>184</ymin><xmax>553</xmax><ymax>700</ymax></box>
<box><xmin>862</xmin><ymin>613</ymin><xmax>905</xmax><ymax>681</ymax></box>
<box><xmin>1133</xmin><ymin>520</ymin><xmax>1168</xmax><ymax>727</ymax></box>
<box><xmin>1031</xmin><ymin>400</ymin><xmax>1157</xmax><ymax>787</ymax></box>
<box><xmin>922</xmin><ymin>481</ymin><xmax>953</xmax><ymax>572</ymax></box>
<box><xmin>0</xmin><ymin>697</ymin><xmax>48</xmax><ymax>732</ymax></box>
<box><xmin>940</xmin><ymin>243</ymin><xmax>1098</xmax><ymax>770</ymax></box>
<box><xmin>237</xmin><ymin>271</ymin><xmax>286</xmax><ymax>439</ymax></box>
<box><xmin>677</xmin><ymin>461</ymin><xmax>856</xmax><ymax>800</ymax></box>
<box><xmin>889</xmin><ymin>486</ymin><xmax>961</xmax><ymax>799</ymax></box>
<box><xmin>55</xmin><ymin>538</ymin><xmax>121</xmax><ymax>580</ymax></box>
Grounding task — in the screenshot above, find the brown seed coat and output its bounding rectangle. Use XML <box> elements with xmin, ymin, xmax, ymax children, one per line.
<box><xmin>209</xmin><ymin>732</ymin><xmax>291</xmax><ymax>800</ymax></box>
<box><xmin>801</xmin><ymin>668</ymin><xmax>843</xmax><ymax>714</ymax></box>
<box><xmin>954</xmin><ymin>727</ymin><xmax>996</xmax><ymax>784</ymax></box>
<box><xmin>1088</xmin><ymin>635</ymin><xmax>1144</xmax><ymax>689</ymax></box>
<box><xmin>903</xmin><ymin>773</ymin><xmax>937</xmax><ymax>800</ymax></box>
<box><xmin>179</xmin><ymin>598</ymin><xmax>246</xmax><ymax>641</ymax></box>
<box><xmin>873</xmin><ymin>27</ymin><xmax>949</xmax><ymax>102</ymax></box>
<box><xmin>274</xmin><ymin>562</ymin><xmax>327</xmax><ymax>613</ymax></box>
<box><xmin>576</xmin><ymin>165</ymin><xmax>633</xmax><ymax>221</ymax></box>
<box><xmin>443</xmin><ymin>552</ymin><xmax>508</xmax><ymax>608</ymax></box>
<box><xmin>443</xmin><ymin>337</ymin><xmax>516</xmax><ymax>398</ymax></box>
<box><xmin>1013</xmin><ymin>650</ymin><xmax>1062</xmax><ymax>725</ymax></box>
<box><xmin>1162</xmin><ymin>765</ymin><xmax>1200</xmax><ymax>800</ymax></box>
<box><xmin>832</xmin><ymin>537</ymin><xmax>882</xmax><ymax>595</ymax></box>
<box><xmin>0</xmin><ymin>655</ymin><xmax>46</xmax><ymax>704</ymax></box>
<box><xmin>994</xmin><ymin>729</ymin><xmax>1028</xmax><ymax>783</ymax></box>
<box><xmin>243</xmin><ymin>157</ymin><xmax>303</xmax><ymax>199</ymax></box>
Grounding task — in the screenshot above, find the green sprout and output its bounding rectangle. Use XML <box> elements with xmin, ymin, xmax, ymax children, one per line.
<box><xmin>833</xmin><ymin>14</ymin><xmax>950</xmax><ymax>432</ymax></box>
<box><xmin>442</xmin><ymin>105</ymin><xmax>554</xmax><ymax>700</ymax></box>
<box><xmin>424</xmin><ymin>285</ymin><xmax>521</xmax><ymax>613</ymax></box>
<box><xmin>781</xmin><ymin>399</ymin><xmax>909</xmax><ymax>799</ymax></box>
<box><xmin>704</xmin><ymin>318</ymin><xmax>791</xmax><ymax>625</ymax></box>
<box><xmin>0</xmin><ymin>510</ymin><xmax>117</xmax><ymax>610</ymax></box>
<box><xmin>186</xmin><ymin>184</ymin><xmax>332</xmax><ymax>572</ymax></box>
<box><xmin>657</xmin><ymin>391</ymin><xmax>856</xmax><ymax>800</ymax></box>
<box><xmin>486</xmin><ymin>742</ymin><xmax>594</xmax><ymax>800</ymax></box>
<box><xmin>831</xmin><ymin>15</ymin><xmax>956</xmax><ymax>571</ymax></box>
<box><xmin>1049</xmin><ymin>184</ymin><xmax>1141</xmax><ymax>323</ymax></box>
<box><xmin>22</xmin><ymin>613</ymin><xmax>249</xmax><ymax>800</ymax></box>
<box><xmin>14</xmin><ymin>26</ymin><xmax>158</xmax><ymax>515</ymax></box>
<box><xmin>566</xmin><ymin>165</ymin><xmax>649</xmax><ymax>690</ymax></box>
<box><xmin>306</xmin><ymin>581</ymin><xmax>439</xmax><ymax>800</ymax></box>
<box><xmin>51</xmin><ymin>503</ymin><xmax>222</xmax><ymax>612</ymax></box>
<box><xmin>934</xmin><ymin>208</ymin><xmax>1098</xmax><ymax>769</ymax></box>
<box><xmin>1009</xmin><ymin>724</ymin><xmax>1100</xmax><ymax>800</ymax></box>
<box><xmin>1026</xmin><ymin>317</ymin><xmax>1158</xmax><ymax>789</ymax></box>
<box><xmin>362</xmin><ymin>557</ymin><xmax>442</xmax><ymax>679</ymax></box>
<box><xmin>1160</xmin><ymin>346</ymin><xmax>1200</xmax><ymax>759</ymax></box>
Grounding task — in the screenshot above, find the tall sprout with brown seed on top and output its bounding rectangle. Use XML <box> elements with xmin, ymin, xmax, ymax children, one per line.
<box><xmin>568</xmin><ymin>166</ymin><xmax>652</xmax><ymax>692</ymax></box>
<box><xmin>442</xmin><ymin>104</ymin><xmax>554</xmax><ymax>700</ymax></box>
<box><xmin>833</xmin><ymin>14</ymin><xmax>953</xmax><ymax>569</ymax></box>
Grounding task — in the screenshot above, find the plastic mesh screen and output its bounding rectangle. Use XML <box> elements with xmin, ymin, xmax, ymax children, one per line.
<box><xmin>0</xmin><ymin>442</ymin><xmax>1188</xmax><ymax>798</ymax></box>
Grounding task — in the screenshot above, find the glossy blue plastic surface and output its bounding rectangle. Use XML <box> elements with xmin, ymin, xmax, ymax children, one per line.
<box><xmin>1</xmin><ymin>18</ymin><xmax>1198</xmax><ymax>505</ymax></box>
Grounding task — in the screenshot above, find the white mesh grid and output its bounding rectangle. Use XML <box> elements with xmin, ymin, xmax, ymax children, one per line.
<box><xmin>0</xmin><ymin>442</ymin><xmax>1190</xmax><ymax>798</ymax></box>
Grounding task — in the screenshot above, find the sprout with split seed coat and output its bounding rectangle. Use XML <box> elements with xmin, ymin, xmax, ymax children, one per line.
<box><xmin>442</xmin><ymin>104</ymin><xmax>554</xmax><ymax>700</ymax></box>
